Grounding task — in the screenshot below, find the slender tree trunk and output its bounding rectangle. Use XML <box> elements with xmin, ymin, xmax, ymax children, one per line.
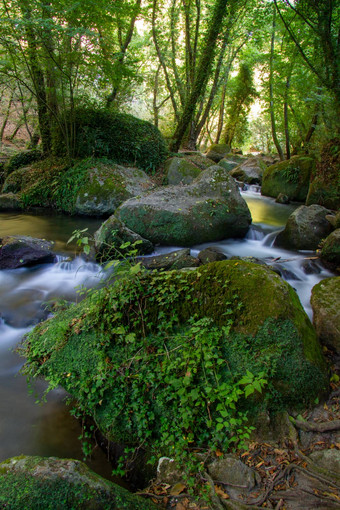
<box><xmin>269</xmin><ymin>7</ymin><xmax>284</xmax><ymax>160</ymax></box>
<box><xmin>284</xmin><ymin>74</ymin><xmax>291</xmax><ymax>159</ymax></box>
<box><xmin>0</xmin><ymin>91</ymin><xmax>14</xmax><ymax>141</ymax></box>
<box><xmin>170</xmin><ymin>0</ymin><xmax>229</xmax><ymax>152</ymax></box>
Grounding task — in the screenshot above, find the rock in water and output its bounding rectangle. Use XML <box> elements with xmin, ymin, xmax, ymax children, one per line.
<box><xmin>0</xmin><ymin>235</ymin><xmax>56</xmax><ymax>269</ymax></box>
<box><xmin>275</xmin><ymin>204</ymin><xmax>333</xmax><ymax>250</ymax></box>
<box><xmin>116</xmin><ymin>165</ymin><xmax>251</xmax><ymax>246</ymax></box>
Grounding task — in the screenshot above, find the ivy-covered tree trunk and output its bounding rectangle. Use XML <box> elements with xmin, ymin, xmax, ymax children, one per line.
<box><xmin>170</xmin><ymin>0</ymin><xmax>229</xmax><ymax>152</ymax></box>
<box><xmin>269</xmin><ymin>7</ymin><xmax>284</xmax><ymax>161</ymax></box>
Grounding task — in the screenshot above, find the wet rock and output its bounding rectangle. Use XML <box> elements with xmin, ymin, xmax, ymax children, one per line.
<box><xmin>140</xmin><ymin>249</ymin><xmax>199</xmax><ymax>270</ymax></box>
<box><xmin>116</xmin><ymin>165</ymin><xmax>251</xmax><ymax>246</ymax></box>
<box><xmin>300</xmin><ymin>259</ymin><xmax>321</xmax><ymax>275</ymax></box>
<box><xmin>94</xmin><ymin>215</ymin><xmax>153</xmax><ymax>261</ymax></box>
<box><xmin>0</xmin><ymin>456</ymin><xmax>157</xmax><ymax>509</ymax></box>
<box><xmin>205</xmin><ymin>143</ymin><xmax>231</xmax><ymax>163</ymax></box>
<box><xmin>275</xmin><ymin>204</ymin><xmax>333</xmax><ymax>250</ymax></box>
<box><xmin>0</xmin><ymin>235</ymin><xmax>56</xmax><ymax>269</ymax></box>
<box><xmin>276</xmin><ymin>193</ymin><xmax>290</xmax><ymax>204</ymax></box>
<box><xmin>197</xmin><ymin>247</ymin><xmax>227</xmax><ymax>264</ymax></box>
<box><xmin>229</xmin><ymin>157</ymin><xmax>266</xmax><ymax>185</ymax></box>
<box><xmin>184</xmin><ymin>154</ymin><xmax>216</xmax><ymax>170</ymax></box>
<box><xmin>164</xmin><ymin>157</ymin><xmax>201</xmax><ymax>185</ymax></box>
<box><xmin>311</xmin><ymin>276</ymin><xmax>340</xmax><ymax>354</ymax></box>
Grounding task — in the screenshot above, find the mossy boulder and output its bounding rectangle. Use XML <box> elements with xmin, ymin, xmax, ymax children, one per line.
<box><xmin>185</xmin><ymin>153</ymin><xmax>216</xmax><ymax>170</ymax></box>
<box><xmin>53</xmin><ymin>107</ymin><xmax>168</xmax><ymax>172</ymax></box>
<box><xmin>74</xmin><ymin>162</ymin><xmax>154</xmax><ymax>216</ymax></box>
<box><xmin>0</xmin><ymin>192</ymin><xmax>22</xmax><ymax>210</ymax></box>
<box><xmin>205</xmin><ymin>143</ymin><xmax>231</xmax><ymax>162</ymax></box>
<box><xmin>320</xmin><ymin>228</ymin><xmax>340</xmax><ymax>267</ymax></box>
<box><xmin>1</xmin><ymin>159</ymin><xmax>153</xmax><ymax>215</ymax></box>
<box><xmin>275</xmin><ymin>205</ymin><xmax>333</xmax><ymax>250</ymax></box>
<box><xmin>94</xmin><ymin>216</ymin><xmax>154</xmax><ymax>260</ymax></box>
<box><xmin>164</xmin><ymin>156</ymin><xmax>201</xmax><ymax>185</ymax></box>
<box><xmin>229</xmin><ymin>157</ymin><xmax>266</xmax><ymax>185</ymax></box>
<box><xmin>0</xmin><ymin>456</ymin><xmax>157</xmax><ymax>510</ymax></box>
<box><xmin>262</xmin><ymin>155</ymin><xmax>315</xmax><ymax>202</ymax></box>
<box><xmin>4</xmin><ymin>149</ymin><xmax>42</xmax><ymax>176</ymax></box>
<box><xmin>311</xmin><ymin>277</ymin><xmax>340</xmax><ymax>354</ymax></box>
<box><xmin>22</xmin><ymin>261</ymin><xmax>327</xmax><ymax>449</ymax></box>
<box><xmin>116</xmin><ymin>165</ymin><xmax>251</xmax><ymax>246</ymax></box>
<box><xmin>0</xmin><ymin>235</ymin><xmax>56</xmax><ymax>269</ymax></box>
<box><xmin>139</xmin><ymin>248</ymin><xmax>199</xmax><ymax>270</ymax></box>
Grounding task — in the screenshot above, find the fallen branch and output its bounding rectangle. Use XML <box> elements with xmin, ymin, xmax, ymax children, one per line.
<box><xmin>290</xmin><ymin>417</ymin><xmax>340</xmax><ymax>433</ymax></box>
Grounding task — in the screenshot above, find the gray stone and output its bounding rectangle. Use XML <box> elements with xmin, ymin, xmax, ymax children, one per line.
<box><xmin>311</xmin><ymin>277</ymin><xmax>340</xmax><ymax>354</ymax></box>
<box><xmin>309</xmin><ymin>449</ymin><xmax>340</xmax><ymax>475</ymax></box>
<box><xmin>276</xmin><ymin>193</ymin><xmax>290</xmax><ymax>204</ymax></box>
<box><xmin>275</xmin><ymin>204</ymin><xmax>333</xmax><ymax>250</ymax></box>
<box><xmin>74</xmin><ymin>163</ymin><xmax>154</xmax><ymax>216</ymax></box>
<box><xmin>94</xmin><ymin>215</ymin><xmax>153</xmax><ymax>260</ymax></box>
<box><xmin>0</xmin><ymin>235</ymin><xmax>56</xmax><ymax>269</ymax></box>
<box><xmin>229</xmin><ymin>157</ymin><xmax>265</xmax><ymax>185</ymax></box>
<box><xmin>164</xmin><ymin>157</ymin><xmax>201</xmax><ymax>185</ymax></box>
<box><xmin>197</xmin><ymin>247</ymin><xmax>227</xmax><ymax>264</ymax></box>
<box><xmin>140</xmin><ymin>248</ymin><xmax>199</xmax><ymax>270</ymax></box>
<box><xmin>207</xmin><ymin>456</ymin><xmax>258</xmax><ymax>490</ymax></box>
<box><xmin>0</xmin><ymin>192</ymin><xmax>21</xmax><ymax>210</ymax></box>
<box><xmin>205</xmin><ymin>143</ymin><xmax>231</xmax><ymax>163</ymax></box>
<box><xmin>116</xmin><ymin>165</ymin><xmax>251</xmax><ymax>246</ymax></box>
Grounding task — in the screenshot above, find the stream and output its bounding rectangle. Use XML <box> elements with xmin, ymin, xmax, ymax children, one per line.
<box><xmin>0</xmin><ymin>191</ymin><xmax>335</xmax><ymax>478</ymax></box>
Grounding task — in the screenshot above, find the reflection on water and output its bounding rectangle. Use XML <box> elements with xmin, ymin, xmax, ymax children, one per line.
<box><xmin>0</xmin><ymin>211</ymin><xmax>102</xmax><ymax>254</ymax></box>
<box><xmin>242</xmin><ymin>191</ymin><xmax>298</xmax><ymax>229</ymax></box>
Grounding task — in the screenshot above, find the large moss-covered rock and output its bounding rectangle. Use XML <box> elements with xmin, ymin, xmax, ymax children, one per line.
<box><xmin>0</xmin><ymin>235</ymin><xmax>56</xmax><ymax>269</ymax></box>
<box><xmin>53</xmin><ymin>107</ymin><xmax>168</xmax><ymax>172</ymax></box>
<box><xmin>262</xmin><ymin>155</ymin><xmax>315</xmax><ymax>202</ymax></box>
<box><xmin>205</xmin><ymin>143</ymin><xmax>231</xmax><ymax>162</ymax></box>
<box><xmin>320</xmin><ymin>228</ymin><xmax>340</xmax><ymax>267</ymax></box>
<box><xmin>311</xmin><ymin>277</ymin><xmax>340</xmax><ymax>354</ymax></box>
<box><xmin>164</xmin><ymin>156</ymin><xmax>201</xmax><ymax>185</ymax></box>
<box><xmin>94</xmin><ymin>215</ymin><xmax>154</xmax><ymax>260</ymax></box>
<box><xmin>1</xmin><ymin>159</ymin><xmax>153</xmax><ymax>215</ymax></box>
<box><xmin>74</xmin><ymin>162</ymin><xmax>154</xmax><ymax>216</ymax></box>
<box><xmin>0</xmin><ymin>456</ymin><xmax>157</xmax><ymax>510</ymax></box>
<box><xmin>116</xmin><ymin>165</ymin><xmax>251</xmax><ymax>246</ymax></box>
<box><xmin>185</xmin><ymin>153</ymin><xmax>215</xmax><ymax>170</ymax></box>
<box><xmin>275</xmin><ymin>204</ymin><xmax>333</xmax><ymax>250</ymax></box>
<box><xmin>22</xmin><ymin>261</ymin><xmax>327</xmax><ymax>448</ymax></box>
<box><xmin>0</xmin><ymin>192</ymin><xmax>22</xmax><ymax>210</ymax></box>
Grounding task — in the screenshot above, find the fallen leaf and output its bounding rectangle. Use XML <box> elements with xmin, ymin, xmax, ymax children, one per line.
<box><xmin>170</xmin><ymin>482</ymin><xmax>187</xmax><ymax>496</ymax></box>
<box><xmin>215</xmin><ymin>485</ymin><xmax>229</xmax><ymax>499</ymax></box>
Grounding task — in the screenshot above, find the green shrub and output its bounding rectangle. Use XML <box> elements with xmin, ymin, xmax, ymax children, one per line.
<box><xmin>53</xmin><ymin>108</ymin><xmax>168</xmax><ymax>173</ymax></box>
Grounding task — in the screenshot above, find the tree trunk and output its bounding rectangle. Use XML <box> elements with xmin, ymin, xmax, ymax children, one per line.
<box><xmin>170</xmin><ymin>0</ymin><xmax>229</xmax><ymax>152</ymax></box>
<box><xmin>269</xmin><ymin>7</ymin><xmax>284</xmax><ymax>161</ymax></box>
<box><xmin>0</xmin><ymin>91</ymin><xmax>14</xmax><ymax>141</ymax></box>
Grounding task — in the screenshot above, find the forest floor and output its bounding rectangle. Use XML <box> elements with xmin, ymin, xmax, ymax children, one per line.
<box><xmin>138</xmin><ymin>347</ymin><xmax>340</xmax><ymax>510</ymax></box>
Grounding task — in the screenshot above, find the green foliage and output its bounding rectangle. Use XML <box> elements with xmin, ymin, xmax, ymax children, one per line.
<box><xmin>4</xmin><ymin>150</ymin><xmax>43</xmax><ymax>176</ymax></box>
<box><xmin>20</xmin><ymin>258</ymin><xmax>327</xmax><ymax>483</ymax></box>
<box><xmin>53</xmin><ymin>107</ymin><xmax>168</xmax><ymax>173</ymax></box>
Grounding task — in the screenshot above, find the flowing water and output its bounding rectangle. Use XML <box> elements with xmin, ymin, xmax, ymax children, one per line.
<box><xmin>0</xmin><ymin>194</ymin><xmax>335</xmax><ymax>477</ymax></box>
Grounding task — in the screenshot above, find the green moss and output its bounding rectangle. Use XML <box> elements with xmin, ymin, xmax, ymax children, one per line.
<box><xmin>0</xmin><ymin>456</ymin><xmax>157</xmax><ymax>509</ymax></box>
<box><xmin>53</xmin><ymin>107</ymin><xmax>168</xmax><ymax>173</ymax></box>
<box><xmin>262</xmin><ymin>156</ymin><xmax>314</xmax><ymax>201</ymax></box>
<box><xmin>21</xmin><ymin>261</ymin><xmax>327</xmax><ymax>448</ymax></box>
